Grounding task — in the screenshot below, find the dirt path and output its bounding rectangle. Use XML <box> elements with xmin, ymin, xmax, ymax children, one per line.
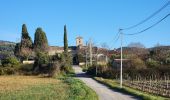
<box><xmin>73</xmin><ymin>65</ymin><xmax>140</xmax><ymax>100</ymax></box>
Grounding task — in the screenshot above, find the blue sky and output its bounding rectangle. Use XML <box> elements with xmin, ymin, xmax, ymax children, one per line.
<box><xmin>0</xmin><ymin>0</ymin><xmax>169</xmax><ymax>49</ymax></box>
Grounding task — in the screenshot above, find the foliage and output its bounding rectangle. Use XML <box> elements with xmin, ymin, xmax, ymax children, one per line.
<box><xmin>33</xmin><ymin>52</ymin><xmax>49</xmax><ymax>74</ymax></box>
<box><xmin>77</xmin><ymin>53</ymin><xmax>85</xmax><ymax>63</ymax></box>
<box><xmin>14</xmin><ymin>43</ymin><xmax>20</xmax><ymax>57</ymax></box>
<box><xmin>146</xmin><ymin>58</ymin><xmax>159</xmax><ymax>68</ymax></box>
<box><xmin>34</xmin><ymin>27</ymin><xmax>48</xmax><ymax>52</ymax></box>
<box><xmin>0</xmin><ymin>67</ymin><xmax>16</xmax><ymax>75</ymax></box>
<box><xmin>129</xmin><ymin>55</ymin><xmax>146</xmax><ymax>69</ymax></box>
<box><xmin>15</xmin><ymin>24</ymin><xmax>33</xmax><ymax>60</ymax></box>
<box><xmin>61</xmin><ymin>25</ymin><xmax>73</xmax><ymax>73</ymax></box>
<box><xmin>64</xmin><ymin>25</ymin><xmax>68</xmax><ymax>53</ymax></box>
<box><xmin>1</xmin><ymin>57</ymin><xmax>19</xmax><ymax>67</ymax></box>
<box><xmin>60</xmin><ymin>53</ymin><xmax>73</xmax><ymax>73</ymax></box>
<box><xmin>48</xmin><ymin>61</ymin><xmax>61</xmax><ymax>77</ymax></box>
<box><xmin>33</xmin><ymin>27</ymin><xmax>49</xmax><ymax>74</ymax></box>
<box><xmin>18</xmin><ymin>64</ymin><xmax>34</xmax><ymax>75</ymax></box>
<box><xmin>20</xmin><ymin>24</ymin><xmax>33</xmax><ymax>49</ymax></box>
<box><xmin>0</xmin><ymin>44</ymin><xmax>15</xmax><ymax>60</ymax></box>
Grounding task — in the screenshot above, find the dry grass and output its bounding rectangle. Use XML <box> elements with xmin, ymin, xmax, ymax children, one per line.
<box><xmin>0</xmin><ymin>75</ymin><xmax>98</xmax><ymax>100</ymax></box>
<box><xmin>0</xmin><ymin>75</ymin><xmax>58</xmax><ymax>92</ymax></box>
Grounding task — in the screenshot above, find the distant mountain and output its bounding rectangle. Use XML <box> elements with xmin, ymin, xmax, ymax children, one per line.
<box><xmin>116</xmin><ymin>47</ymin><xmax>149</xmax><ymax>55</ymax></box>
<box><xmin>0</xmin><ymin>40</ymin><xmax>16</xmax><ymax>45</ymax></box>
<box><xmin>149</xmin><ymin>46</ymin><xmax>170</xmax><ymax>51</ymax></box>
<box><xmin>0</xmin><ymin>40</ymin><xmax>16</xmax><ymax>59</ymax></box>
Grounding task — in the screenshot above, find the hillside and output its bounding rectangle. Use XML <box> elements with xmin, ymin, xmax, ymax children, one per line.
<box><xmin>0</xmin><ymin>40</ymin><xmax>16</xmax><ymax>45</ymax></box>
<box><xmin>0</xmin><ymin>40</ymin><xmax>16</xmax><ymax>59</ymax></box>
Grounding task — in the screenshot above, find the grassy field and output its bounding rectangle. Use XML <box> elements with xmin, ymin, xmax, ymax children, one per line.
<box><xmin>94</xmin><ymin>77</ymin><xmax>169</xmax><ymax>100</ymax></box>
<box><xmin>0</xmin><ymin>75</ymin><xmax>98</xmax><ymax>100</ymax></box>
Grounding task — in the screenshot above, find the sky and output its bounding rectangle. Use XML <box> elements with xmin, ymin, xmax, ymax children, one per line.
<box><xmin>0</xmin><ymin>0</ymin><xmax>169</xmax><ymax>49</ymax></box>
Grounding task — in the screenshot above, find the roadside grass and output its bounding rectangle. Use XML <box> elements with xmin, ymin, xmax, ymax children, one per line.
<box><xmin>64</xmin><ymin>77</ymin><xmax>98</xmax><ymax>100</ymax></box>
<box><xmin>0</xmin><ymin>75</ymin><xmax>98</xmax><ymax>100</ymax></box>
<box><xmin>94</xmin><ymin>77</ymin><xmax>169</xmax><ymax>100</ymax></box>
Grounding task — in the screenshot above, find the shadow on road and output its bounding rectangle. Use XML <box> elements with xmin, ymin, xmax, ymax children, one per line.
<box><xmin>75</xmin><ymin>72</ymin><xmax>93</xmax><ymax>78</ymax></box>
<box><xmin>73</xmin><ymin>65</ymin><xmax>142</xmax><ymax>100</ymax></box>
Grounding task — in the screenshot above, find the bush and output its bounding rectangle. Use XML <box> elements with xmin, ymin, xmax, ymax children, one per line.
<box><xmin>130</xmin><ymin>58</ymin><xmax>146</xmax><ymax>69</ymax></box>
<box><xmin>48</xmin><ymin>61</ymin><xmax>61</xmax><ymax>77</ymax></box>
<box><xmin>0</xmin><ymin>67</ymin><xmax>16</xmax><ymax>75</ymax></box>
<box><xmin>33</xmin><ymin>52</ymin><xmax>50</xmax><ymax>74</ymax></box>
<box><xmin>60</xmin><ymin>53</ymin><xmax>73</xmax><ymax>73</ymax></box>
<box><xmin>146</xmin><ymin>58</ymin><xmax>159</xmax><ymax>68</ymax></box>
<box><xmin>1</xmin><ymin>57</ymin><xmax>19</xmax><ymax>67</ymax></box>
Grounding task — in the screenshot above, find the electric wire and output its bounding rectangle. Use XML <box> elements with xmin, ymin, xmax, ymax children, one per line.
<box><xmin>123</xmin><ymin>13</ymin><xmax>170</xmax><ymax>35</ymax></box>
<box><xmin>122</xmin><ymin>1</ymin><xmax>170</xmax><ymax>30</ymax></box>
<box><xmin>110</xmin><ymin>31</ymin><xmax>121</xmax><ymax>49</ymax></box>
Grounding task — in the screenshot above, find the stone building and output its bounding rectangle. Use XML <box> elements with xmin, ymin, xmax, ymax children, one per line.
<box><xmin>48</xmin><ymin>36</ymin><xmax>109</xmax><ymax>65</ymax></box>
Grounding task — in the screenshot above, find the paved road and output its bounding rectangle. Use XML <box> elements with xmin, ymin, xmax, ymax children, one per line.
<box><xmin>73</xmin><ymin>65</ymin><xmax>140</xmax><ymax>100</ymax></box>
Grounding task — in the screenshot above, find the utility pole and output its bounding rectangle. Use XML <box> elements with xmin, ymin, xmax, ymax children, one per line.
<box><xmin>85</xmin><ymin>42</ymin><xmax>88</xmax><ymax>68</ymax></box>
<box><xmin>89</xmin><ymin>39</ymin><xmax>93</xmax><ymax>66</ymax></box>
<box><xmin>96</xmin><ymin>48</ymin><xmax>98</xmax><ymax>76</ymax></box>
<box><xmin>120</xmin><ymin>29</ymin><xmax>123</xmax><ymax>88</ymax></box>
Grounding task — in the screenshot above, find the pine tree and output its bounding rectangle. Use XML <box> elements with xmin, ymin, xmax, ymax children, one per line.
<box><xmin>34</xmin><ymin>28</ymin><xmax>48</xmax><ymax>52</ymax></box>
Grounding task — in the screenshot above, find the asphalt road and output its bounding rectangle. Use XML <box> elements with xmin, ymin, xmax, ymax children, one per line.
<box><xmin>73</xmin><ymin>65</ymin><xmax>140</xmax><ymax>100</ymax></box>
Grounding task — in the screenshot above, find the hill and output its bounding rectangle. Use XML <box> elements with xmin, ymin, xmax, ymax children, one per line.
<box><xmin>0</xmin><ymin>40</ymin><xmax>16</xmax><ymax>45</ymax></box>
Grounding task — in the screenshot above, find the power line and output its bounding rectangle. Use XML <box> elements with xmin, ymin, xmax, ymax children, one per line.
<box><xmin>110</xmin><ymin>31</ymin><xmax>121</xmax><ymax>49</ymax></box>
<box><xmin>123</xmin><ymin>13</ymin><xmax>170</xmax><ymax>35</ymax></box>
<box><xmin>122</xmin><ymin>1</ymin><xmax>170</xmax><ymax>30</ymax></box>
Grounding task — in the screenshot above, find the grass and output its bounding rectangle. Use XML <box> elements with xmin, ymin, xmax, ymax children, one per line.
<box><xmin>0</xmin><ymin>75</ymin><xmax>68</xmax><ymax>100</ymax></box>
<box><xmin>63</xmin><ymin>77</ymin><xmax>98</xmax><ymax>100</ymax></box>
<box><xmin>94</xmin><ymin>77</ymin><xmax>169</xmax><ymax>100</ymax></box>
<box><xmin>0</xmin><ymin>75</ymin><xmax>98</xmax><ymax>100</ymax></box>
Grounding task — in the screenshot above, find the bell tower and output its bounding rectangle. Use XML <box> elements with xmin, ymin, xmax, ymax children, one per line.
<box><xmin>76</xmin><ymin>36</ymin><xmax>83</xmax><ymax>47</ymax></box>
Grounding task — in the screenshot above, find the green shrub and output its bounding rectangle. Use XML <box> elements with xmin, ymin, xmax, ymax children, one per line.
<box><xmin>59</xmin><ymin>53</ymin><xmax>73</xmax><ymax>73</ymax></box>
<box><xmin>1</xmin><ymin>57</ymin><xmax>19</xmax><ymax>67</ymax></box>
<box><xmin>146</xmin><ymin>58</ymin><xmax>159</xmax><ymax>67</ymax></box>
<box><xmin>33</xmin><ymin>52</ymin><xmax>50</xmax><ymax>74</ymax></box>
<box><xmin>0</xmin><ymin>67</ymin><xmax>16</xmax><ymax>75</ymax></box>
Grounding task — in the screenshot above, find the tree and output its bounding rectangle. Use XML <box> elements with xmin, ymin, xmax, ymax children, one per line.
<box><xmin>33</xmin><ymin>28</ymin><xmax>49</xmax><ymax>73</ymax></box>
<box><xmin>15</xmin><ymin>24</ymin><xmax>33</xmax><ymax>60</ymax></box>
<box><xmin>64</xmin><ymin>25</ymin><xmax>68</xmax><ymax>54</ymax></box>
<box><xmin>34</xmin><ymin>28</ymin><xmax>48</xmax><ymax>52</ymax></box>
<box><xmin>20</xmin><ymin>24</ymin><xmax>33</xmax><ymax>49</ymax></box>
<box><xmin>61</xmin><ymin>25</ymin><xmax>72</xmax><ymax>72</ymax></box>
<box><xmin>14</xmin><ymin>43</ymin><xmax>20</xmax><ymax>57</ymax></box>
<box><xmin>1</xmin><ymin>57</ymin><xmax>19</xmax><ymax>67</ymax></box>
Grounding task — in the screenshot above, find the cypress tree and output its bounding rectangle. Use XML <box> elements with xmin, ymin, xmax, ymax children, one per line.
<box><xmin>33</xmin><ymin>28</ymin><xmax>49</xmax><ymax>73</ymax></box>
<box><xmin>61</xmin><ymin>25</ymin><xmax>72</xmax><ymax>72</ymax></box>
<box><xmin>34</xmin><ymin>28</ymin><xmax>48</xmax><ymax>52</ymax></box>
<box><xmin>64</xmin><ymin>25</ymin><xmax>68</xmax><ymax>54</ymax></box>
<box><xmin>20</xmin><ymin>24</ymin><xmax>32</xmax><ymax>48</ymax></box>
<box><xmin>15</xmin><ymin>24</ymin><xmax>33</xmax><ymax>60</ymax></box>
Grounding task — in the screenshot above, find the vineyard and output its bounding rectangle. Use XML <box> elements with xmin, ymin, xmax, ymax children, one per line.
<box><xmin>123</xmin><ymin>78</ymin><xmax>170</xmax><ymax>97</ymax></box>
